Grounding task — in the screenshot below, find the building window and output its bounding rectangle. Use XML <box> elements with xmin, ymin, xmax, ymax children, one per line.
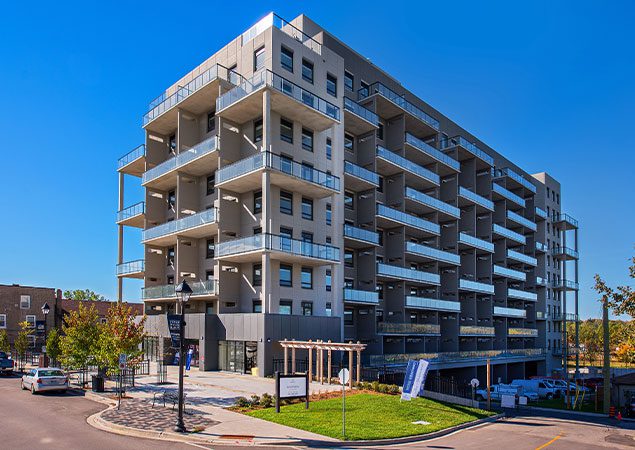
<box><xmin>376</xmin><ymin>283</ymin><xmax>384</xmax><ymax>300</ymax></box>
<box><xmin>169</xmin><ymin>134</ymin><xmax>176</xmax><ymax>154</ymax></box>
<box><xmin>326</xmin><ymin>203</ymin><xmax>332</xmax><ymax>226</ymax></box>
<box><xmin>26</xmin><ymin>315</ymin><xmax>36</xmax><ymax>329</ymax></box>
<box><xmin>377</xmin><ymin>176</ymin><xmax>384</xmax><ymax>193</ymax></box>
<box><xmin>302</xmin><ymin>58</ymin><xmax>314</xmax><ymax>83</ymax></box>
<box><xmin>344</xmin><ymin>70</ymin><xmax>354</xmax><ymax>91</ymax></box>
<box><xmin>253</xmin><ymin>190</ymin><xmax>262</xmax><ymax>214</ymax></box>
<box><xmin>344</xmin><ymin>278</ymin><xmax>354</xmax><ymax>289</ymax></box>
<box><xmin>326</xmin><ymin>137</ymin><xmax>332</xmax><ymax>160</ymax></box>
<box><xmin>252</xmin><ymin>300</ymin><xmax>262</xmax><ymax>313</ymax></box>
<box><xmin>326</xmin><ymin>270</ymin><xmax>332</xmax><ymax>291</ymax></box>
<box><xmin>20</xmin><ymin>295</ymin><xmax>31</xmax><ymax>309</ymax></box>
<box><xmin>205</xmin><ymin>270</ymin><xmax>214</xmax><ymax>280</ymax></box>
<box><xmin>301</xmin><ymin>128</ymin><xmax>313</xmax><ymax>152</ymax></box>
<box><xmin>280</xmin><ymin>118</ymin><xmax>293</xmax><ymax>143</ymax></box>
<box><xmin>254</xmin><ymin>118</ymin><xmax>263</xmax><ymax>143</ymax></box>
<box><xmin>280</xmin><ymin>46</ymin><xmax>293</xmax><ymax>72</ymax></box>
<box><xmin>0</xmin><ymin>314</ymin><xmax>6</xmax><ymax>328</ymax></box>
<box><xmin>254</xmin><ymin>46</ymin><xmax>265</xmax><ymax>71</ymax></box>
<box><xmin>253</xmin><ymin>264</ymin><xmax>262</xmax><ymax>287</ymax></box>
<box><xmin>301</xmin><ymin>197</ymin><xmax>313</xmax><ymax>220</ymax></box>
<box><xmin>344</xmin><ymin>134</ymin><xmax>354</xmax><ymax>153</ymax></box>
<box><xmin>167</xmin><ymin>275</ymin><xmax>174</xmax><ymax>285</ymax></box>
<box><xmin>326</xmin><ymin>73</ymin><xmax>337</xmax><ymax>97</ymax></box>
<box><xmin>206</xmin><ymin>174</ymin><xmax>215</xmax><ymax>196</ymax></box>
<box><xmin>377</xmin><ymin>123</ymin><xmax>384</xmax><ymax>140</ymax></box>
<box><xmin>326</xmin><ymin>302</ymin><xmax>332</xmax><ymax>317</ymax></box>
<box><xmin>27</xmin><ymin>335</ymin><xmax>36</xmax><ymax>348</ymax></box>
<box><xmin>280</xmin><ymin>264</ymin><xmax>293</xmax><ymax>287</ymax></box>
<box><xmin>167</xmin><ymin>247</ymin><xmax>175</xmax><ymax>266</ymax></box>
<box><xmin>344</xmin><ymin>249</ymin><xmax>354</xmax><ymax>267</ymax></box>
<box><xmin>302</xmin><ymin>301</ymin><xmax>313</xmax><ymax>316</ymax></box>
<box><xmin>207</xmin><ymin>111</ymin><xmax>216</xmax><ymax>133</ymax></box>
<box><xmin>206</xmin><ymin>239</ymin><xmax>214</xmax><ymax>259</ymax></box>
<box><xmin>280</xmin><ymin>191</ymin><xmax>293</xmax><ymax>215</ymax></box>
<box><xmin>168</xmin><ymin>190</ymin><xmax>176</xmax><ymax>210</ymax></box>
<box><xmin>344</xmin><ymin>191</ymin><xmax>355</xmax><ymax>210</ymax></box>
<box><xmin>344</xmin><ymin>309</ymin><xmax>354</xmax><ymax>325</ymax></box>
<box><xmin>301</xmin><ymin>267</ymin><xmax>313</xmax><ymax>289</ymax></box>
<box><xmin>224</xmin><ymin>302</ymin><xmax>236</xmax><ymax>308</ymax></box>
<box><xmin>279</xmin><ymin>300</ymin><xmax>292</xmax><ymax>315</ymax></box>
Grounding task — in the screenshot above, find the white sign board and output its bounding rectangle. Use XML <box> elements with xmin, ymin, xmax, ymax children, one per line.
<box><xmin>338</xmin><ymin>368</ymin><xmax>350</xmax><ymax>385</ymax></box>
<box><xmin>501</xmin><ymin>394</ymin><xmax>516</xmax><ymax>408</ymax></box>
<box><xmin>519</xmin><ymin>396</ymin><xmax>528</xmax><ymax>405</ymax></box>
<box><xmin>279</xmin><ymin>376</ymin><xmax>307</xmax><ymax>398</ymax></box>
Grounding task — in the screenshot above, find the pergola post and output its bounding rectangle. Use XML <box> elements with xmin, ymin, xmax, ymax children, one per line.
<box><xmin>356</xmin><ymin>344</ymin><xmax>361</xmax><ymax>384</ymax></box>
<box><xmin>283</xmin><ymin>341</ymin><xmax>288</xmax><ymax>375</ymax></box>
<box><xmin>319</xmin><ymin>345</ymin><xmax>324</xmax><ymax>384</ymax></box>
<box><xmin>291</xmin><ymin>347</ymin><xmax>296</xmax><ymax>374</ymax></box>
<box><xmin>348</xmin><ymin>348</ymin><xmax>353</xmax><ymax>389</ymax></box>
<box><xmin>308</xmin><ymin>344</ymin><xmax>313</xmax><ymax>381</ymax></box>
<box><xmin>327</xmin><ymin>340</ymin><xmax>332</xmax><ymax>384</ymax></box>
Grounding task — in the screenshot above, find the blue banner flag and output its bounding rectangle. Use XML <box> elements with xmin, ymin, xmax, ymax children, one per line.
<box><xmin>401</xmin><ymin>360</ymin><xmax>419</xmax><ymax>400</ymax></box>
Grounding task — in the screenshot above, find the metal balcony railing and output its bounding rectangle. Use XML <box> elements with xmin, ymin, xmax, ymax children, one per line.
<box><xmin>143</xmin><ymin>279</ymin><xmax>218</xmax><ymax>300</ymax></box>
<box><xmin>405</xmin><ymin>296</ymin><xmax>461</xmax><ymax>312</ymax></box>
<box><xmin>142</xmin><ymin>209</ymin><xmax>218</xmax><ymax>242</ymax></box>
<box><xmin>493</xmin><ymin>265</ymin><xmax>526</xmax><ymax>281</ymax></box>
<box><xmin>459</xmin><ymin>326</ymin><xmax>495</xmax><ymax>336</ymax></box>
<box><xmin>507</xmin><ymin>249</ymin><xmax>537</xmax><ymax>266</ymax></box>
<box><xmin>440</xmin><ymin>136</ymin><xmax>494</xmax><ymax>166</ymax></box>
<box><xmin>377</xmin><ymin>145</ymin><xmax>439</xmax><ymax>185</ymax></box>
<box><xmin>343</xmin><ymin>97</ymin><xmax>380</xmax><ymax>125</ymax></box>
<box><xmin>241</xmin><ymin>12</ymin><xmax>322</xmax><ymax>54</ymax></box>
<box><xmin>535</xmin><ymin>206</ymin><xmax>548</xmax><ymax>219</ymax></box>
<box><xmin>507</xmin><ymin>210</ymin><xmax>537</xmax><ymax>231</ymax></box>
<box><xmin>535</xmin><ymin>241</ymin><xmax>548</xmax><ymax>252</ymax></box>
<box><xmin>458</xmin><ymin>186</ymin><xmax>494</xmax><ymax>211</ymax></box>
<box><xmin>508</xmin><ymin>327</ymin><xmax>539</xmax><ymax>337</ymax></box>
<box><xmin>552</xmin><ymin>279</ymin><xmax>580</xmax><ymax>290</ymax></box>
<box><xmin>118</xmin><ymin>144</ymin><xmax>145</xmax><ymax>169</ymax></box>
<box><xmin>344</xmin><ymin>160</ymin><xmax>379</xmax><ymax>186</ymax></box>
<box><xmin>495</xmin><ymin>167</ymin><xmax>537</xmax><ymax>193</ymax></box>
<box><xmin>117</xmin><ymin>202</ymin><xmax>145</xmax><ymax>223</ymax></box>
<box><xmin>344</xmin><ymin>224</ymin><xmax>379</xmax><ymax>245</ymax></box>
<box><xmin>493</xmin><ymin>306</ymin><xmax>527</xmax><ymax>318</ymax></box>
<box><xmin>459</xmin><ymin>279</ymin><xmax>495</xmax><ymax>294</ymax></box>
<box><xmin>405</xmin><ymin>187</ymin><xmax>460</xmax><ymax>218</ymax></box>
<box><xmin>492</xmin><ymin>183</ymin><xmax>526</xmax><ymax>207</ymax></box>
<box><xmin>377</xmin><ymin>262</ymin><xmax>440</xmax><ymax>285</ymax></box>
<box><xmin>492</xmin><ymin>223</ymin><xmax>526</xmax><ymax>244</ymax></box>
<box><xmin>344</xmin><ymin>288</ymin><xmax>379</xmax><ymax>304</ymax></box>
<box><xmin>552</xmin><ymin>246</ymin><xmax>579</xmax><ymax>259</ymax></box>
<box><xmin>508</xmin><ymin>288</ymin><xmax>538</xmax><ymax>302</ymax></box>
<box><xmin>376</xmin><ymin>204</ymin><xmax>440</xmax><ymax>235</ymax></box>
<box><xmin>377</xmin><ymin>322</ymin><xmax>441</xmax><ymax>335</ymax></box>
<box><xmin>367</xmin><ymin>348</ymin><xmax>545</xmax><ymax>366</ymax></box>
<box><xmin>116</xmin><ymin>260</ymin><xmax>144</xmax><ymax>276</ymax></box>
<box><xmin>405</xmin><ymin>242</ymin><xmax>460</xmax><ymax>265</ymax></box>
<box><xmin>458</xmin><ymin>232</ymin><xmax>494</xmax><ymax>253</ymax></box>
<box><xmin>404</xmin><ymin>132</ymin><xmax>460</xmax><ymax>171</ymax></box>
<box><xmin>555</xmin><ymin>213</ymin><xmax>579</xmax><ymax>229</ymax></box>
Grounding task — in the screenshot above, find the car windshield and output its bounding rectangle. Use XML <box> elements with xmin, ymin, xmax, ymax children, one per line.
<box><xmin>38</xmin><ymin>370</ymin><xmax>65</xmax><ymax>377</ymax></box>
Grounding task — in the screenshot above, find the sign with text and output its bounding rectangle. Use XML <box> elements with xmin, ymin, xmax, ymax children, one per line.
<box><xmin>167</xmin><ymin>314</ymin><xmax>181</xmax><ymax>349</ymax></box>
<box><xmin>401</xmin><ymin>359</ymin><xmax>431</xmax><ymax>400</ymax></box>
<box><xmin>35</xmin><ymin>321</ymin><xmax>46</xmax><ymax>335</ymax></box>
<box><xmin>275</xmin><ymin>372</ymin><xmax>309</xmax><ymax>413</ymax></box>
<box><xmin>501</xmin><ymin>394</ymin><xmax>516</xmax><ymax>408</ymax></box>
<box><xmin>416</xmin><ymin>359</ymin><xmax>430</xmax><ymax>397</ymax></box>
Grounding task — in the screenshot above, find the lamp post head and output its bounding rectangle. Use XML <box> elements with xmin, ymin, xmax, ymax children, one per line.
<box><xmin>41</xmin><ymin>302</ymin><xmax>50</xmax><ymax>316</ymax></box>
<box><xmin>175</xmin><ymin>280</ymin><xmax>193</xmax><ymax>304</ymax></box>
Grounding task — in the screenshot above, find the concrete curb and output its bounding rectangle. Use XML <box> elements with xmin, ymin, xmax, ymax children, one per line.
<box><xmin>521</xmin><ymin>405</ymin><xmax>635</xmax><ymax>421</ymax></box>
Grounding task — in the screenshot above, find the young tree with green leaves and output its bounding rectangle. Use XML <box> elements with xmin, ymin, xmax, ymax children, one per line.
<box><xmin>63</xmin><ymin>289</ymin><xmax>107</xmax><ymax>302</ymax></box>
<box><xmin>60</xmin><ymin>301</ymin><xmax>101</xmax><ymax>369</ymax></box>
<box><xmin>95</xmin><ymin>303</ymin><xmax>146</xmax><ymax>373</ymax></box>
<box><xmin>0</xmin><ymin>329</ymin><xmax>9</xmax><ymax>353</ymax></box>
<box><xmin>46</xmin><ymin>328</ymin><xmax>61</xmax><ymax>366</ymax></box>
<box><xmin>14</xmin><ymin>321</ymin><xmax>33</xmax><ymax>370</ymax></box>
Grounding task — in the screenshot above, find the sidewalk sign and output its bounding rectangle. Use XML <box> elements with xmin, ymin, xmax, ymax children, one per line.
<box><xmin>275</xmin><ymin>371</ymin><xmax>309</xmax><ymax>413</ymax></box>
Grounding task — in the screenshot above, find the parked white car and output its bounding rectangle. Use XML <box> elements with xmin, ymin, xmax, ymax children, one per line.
<box><xmin>512</xmin><ymin>379</ymin><xmax>558</xmax><ymax>399</ymax></box>
<box><xmin>21</xmin><ymin>368</ymin><xmax>68</xmax><ymax>394</ymax></box>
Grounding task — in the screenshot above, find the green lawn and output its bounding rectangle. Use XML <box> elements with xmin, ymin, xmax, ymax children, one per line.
<box><xmin>537</xmin><ymin>396</ymin><xmax>598</xmax><ymax>413</ymax></box>
<box><xmin>246</xmin><ymin>393</ymin><xmax>494</xmax><ymax>441</ymax></box>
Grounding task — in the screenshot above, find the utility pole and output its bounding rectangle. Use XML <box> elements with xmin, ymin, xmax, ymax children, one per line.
<box><xmin>602</xmin><ymin>299</ymin><xmax>610</xmax><ymax>414</ymax></box>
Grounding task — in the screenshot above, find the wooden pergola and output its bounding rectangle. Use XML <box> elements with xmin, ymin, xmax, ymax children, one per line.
<box><xmin>279</xmin><ymin>339</ymin><xmax>367</xmax><ymax>388</ymax></box>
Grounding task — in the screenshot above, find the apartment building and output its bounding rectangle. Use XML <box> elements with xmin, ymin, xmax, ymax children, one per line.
<box><xmin>117</xmin><ymin>13</ymin><xmax>579</xmax><ymax>380</ymax></box>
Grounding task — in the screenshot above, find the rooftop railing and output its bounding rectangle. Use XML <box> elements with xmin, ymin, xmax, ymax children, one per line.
<box><xmin>493</xmin><ymin>264</ymin><xmax>526</xmax><ymax>281</ymax></box>
<box><xmin>241</xmin><ymin>12</ymin><xmax>322</xmax><ymax>55</ymax></box>
<box><xmin>507</xmin><ymin>210</ymin><xmax>537</xmax><ymax>231</ymax></box>
<box><xmin>344</xmin><ymin>160</ymin><xmax>379</xmax><ymax>186</ymax></box>
<box><xmin>507</xmin><ymin>249</ymin><xmax>538</xmax><ymax>266</ymax></box>
<box><xmin>492</xmin><ymin>183</ymin><xmax>526</xmax><ymax>207</ymax></box>
<box><xmin>377</xmin><ymin>145</ymin><xmax>439</xmax><ymax>185</ymax></box>
<box><xmin>344</xmin><ymin>224</ymin><xmax>379</xmax><ymax>245</ymax></box>
<box><xmin>376</xmin><ymin>204</ymin><xmax>440</xmax><ymax>235</ymax></box>
<box><xmin>458</xmin><ymin>186</ymin><xmax>494</xmax><ymax>211</ymax></box>
<box><xmin>215</xmin><ymin>233</ymin><xmax>340</xmax><ymax>262</ymax></box>
<box><xmin>377</xmin><ymin>322</ymin><xmax>441</xmax><ymax>335</ymax></box>
<box><xmin>405</xmin><ymin>187</ymin><xmax>460</xmax><ymax>218</ymax></box>
<box><xmin>552</xmin><ymin>279</ymin><xmax>579</xmax><ymax>290</ymax></box>
<box><xmin>143</xmin><ymin>279</ymin><xmax>218</xmax><ymax>300</ymax></box>
<box><xmin>117</xmin><ymin>202</ymin><xmax>145</xmax><ymax>223</ymax></box>
<box><xmin>459</xmin><ymin>279</ymin><xmax>495</xmax><ymax>294</ymax></box>
<box><xmin>118</xmin><ymin>144</ymin><xmax>145</xmax><ymax>170</ymax></box>
<box><xmin>142</xmin><ymin>209</ymin><xmax>218</xmax><ymax>242</ymax></box>
<box><xmin>508</xmin><ymin>288</ymin><xmax>538</xmax><ymax>302</ymax></box>
<box><xmin>377</xmin><ymin>262</ymin><xmax>440</xmax><ymax>285</ymax></box>
<box><xmin>344</xmin><ymin>288</ymin><xmax>379</xmax><ymax>304</ymax></box>
<box><xmin>116</xmin><ymin>260</ymin><xmax>145</xmax><ymax>276</ymax></box>
<box><xmin>439</xmin><ymin>136</ymin><xmax>494</xmax><ymax>166</ymax></box>
<box><xmin>405</xmin><ymin>242</ymin><xmax>460</xmax><ymax>265</ymax></box>
<box><xmin>405</xmin><ymin>296</ymin><xmax>461</xmax><ymax>312</ymax></box>
<box><xmin>458</xmin><ymin>232</ymin><xmax>495</xmax><ymax>253</ymax></box>
<box><xmin>493</xmin><ymin>224</ymin><xmax>526</xmax><ymax>244</ymax></box>
<box><xmin>555</xmin><ymin>213</ymin><xmax>579</xmax><ymax>229</ymax></box>
<box><xmin>404</xmin><ymin>132</ymin><xmax>460</xmax><ymax>171</ymax></box>
<box><xmin>343</xmin><ymin>97</ymin><xmax>379</xmax><ymax>125</ymax></box>
<box><xmin>493</xmin><ymin>306</ymin><xmax>527</xmax><ymax>318</ymax></box>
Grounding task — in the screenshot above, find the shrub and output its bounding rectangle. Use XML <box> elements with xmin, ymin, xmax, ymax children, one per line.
<box><xmin>250</xmin><ymin>395</ymin><xmax>260</xmax><ymax>406</ymax></box>
<box><xmin>387</xmin><ymin>384</ymin><xmax>400</xmax><ymax>395</ymax></box>
<box><xmin>371</xmin><ymin>381</ymin><xmax>380</xmax><ymax>392</ymax></box>
<box><xmin>260</xmin><ymin>393</ymin><xmax>274</xmax><ymax>408</ymax></box>
<box><xmin>377</xmin><ymin>383</ymin><xmax>388</xmax><ymax>394</ymax></box>
<box><xmin>236</xmin><ymin>397</ymin><xmax>251</xmax><ymax>408</ymax></box>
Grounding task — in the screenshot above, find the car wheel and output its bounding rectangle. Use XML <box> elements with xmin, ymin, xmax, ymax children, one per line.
<box><xmin>31</xmin><ymin>384</ymin><xmax>36</xmax><ymax>395</ymax></box>
<box><xmin>546</xmin><ymin>393</ymin><xmax>553</xmax><ymax>400</ymax></box>
<box><xmin>20</xmin><ymin>381</ymin><xmax>26</xmax><ymax>390</ymax></box>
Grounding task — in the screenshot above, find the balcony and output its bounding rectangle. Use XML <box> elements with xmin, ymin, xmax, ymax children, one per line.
<box><xmin>440</xmin><ymin>136</ymin><xmax>494</xmax><ymax>167</ymax></box>
<box><xmin>492</xmin><ymin>224</ymin><xmax>526</xmax><ymax>245</ymax></box>
<box><xmin>536</xmin><ymin>276</ymin><xmax>548</xmax><ymax>286</ymax></box>
<box><xmin>116</xmin><ymin>260</ymin><xmax>145</xmax><ymax>279</ymax></box>
<box><xmin>552</xmin><ymin>312</ymin><xmax>579</xmax><ymax>321</ymax></box>
<box><xmin>215</xmin><ymin>233</ymin><xmax>340</xmax><ymax>266</ymax></box>
<box><xmin>344</xmin><ymin>288</ymin><xmax>379</xmax><ymax>305</ymax></box>
<box><xmin>493</xmin><ymin>306</ymin><xmax>527</xmax><ymax>318</ymax></box>
<box><xmin>405</xmin><ymin>242</ymin><xmax>461</xmax><ymax>266</ymax></box>
<box><xmin>493</xmin><ymin>265</ymin><xmax>526</xmax><ymax>281</ymax></box>
<box><xmin>507</xmin><ymin>210</ymin><xmax>537</xmax><ymax>232</ymax></box>
<box><xmin>358</xmin><ymin>82</ymin><xmax>439</xmax><ymax>136</ymax></box>
<box><xmin>142</xmin><ymin>209</ymin><xmax>218</xmax><ymax>246</ymax></box>
<box><xmin>458</xmin><ymin>232</ymin><xmax>494</xmax><ymax>253</ymax></box>
<box><xmin>552</xmin><ymin>246</ymin><xmax>579</xmax><ymax>260</ymax></box>
<box><xmin>404</xmin><ymin>132</ymin><xmax>460</xmax><ymax>174</ymax></box>
<box><xmin>143</xmin><ymin>279</ymin><xmax>218</xmax><ymax>301</ymax></box>
<box><xmin>552</xmin><ymin>279</ymin><xmax>579</xmax><ymax>291</ymax></box>
<box><xmin>377</xmin><ymin>322</ymin><xmax>441</xmax><ymax>336</ymax></box>
<box><xmin>116</xmin><ymin>202</ymin><xmax>145</xmax><ymax>228</ymax></box>
<box><xmin>535</xmin><ymin>241</ymin><xmax>548</xmax><ymax>253</ymax></box>
<box><xmin>536</xmin><ymin>311</ymin><xmax>547</xmax><ymax>320</ymax></box>
<box><xmin>217</xmin><ymin>70</ymin><xmax>339</xmax><ymax>132</ymax></box>
<box><xmin>376</xmin><ymin>203</ymin><xmax>440</xmax><ymax>237</ymax></box>
<box><xmin>118</xmin><ymin>144</ymin><xmax>146</xmax><ymax>177</ymax></box>
<box><xmin>344</xmin><ymin>160</ymin><xmax>379</xmax><ymax>191</ymax></box>
<box><xmin>495</xmin><ymin>167</ymin><xmax>537</xmax><ymax>194</ymax></box>
<box><xmin>142</xmin><ymin>136</ymin><xmax>219</xmax><ymax>190</ymax></box>
<box><xmin>344</xmin><ymin>224</ymin><xmax>380</xmax><ymax>248</ymax></box>
<box><xmin>508</xmin><ymin>288</ymin><xmax>538</xmax><ymax>302</ymax></box>
<box><xmin>535</xmin><ymin>206</ymin><xmax>548</xmax><ymax>220</ymax></box>
<box><xmin>554</xmin><ymin>213</ymin><xmax>578</xmax><ymax>230</ymax></box>
<box><xmin>144</xmin><ymin>64</ymin><xmax>241</xmax><ymax>134</ymax></box>
<box><xmin>242</xmin><ymin>13</ymin><xmax>322</xmax><ymax>54</ymax></box>
<box><xmin>459</xmin><ymin>279</ymin><xmax>495</xmax><ymax>295</ymax></box>
<box><xmin>507</xmin><ymin>249</ymin><xmax>537</xmax><ymax>267</ymax></box>
<box><xmin>508</xmin><ymin>327</ymin><xmax>539</xmax><ymax>338</ymax></box>
<box><xmin>404</xmin><ymin>187</ymin><xmax>461</xmax><ymax>219</ymax></box>
<box><xmin>217</xmin><ymin>151</ymin><xmax>339</xmax><ymax>198</ymax></box>
<box><xmin>376</xmin><ymin>146</ymin><xmax>439</xmax><ymax>188</ymax></box>
<box><xmin>377</xmin><ymin>262</ymin><xmax>440</xmax><ymax>286</ymax></box>
<box><xmin>492</xmin><ymin>183</ymin><xmax>526</xmax><ymax>208</ymax></box>
<box><xmin>458</xmin><ymin>187</ymin><xmax>494</xmax><ymax>212</ymax></box>
<box><xmin>406</xmin><ymin>296</ymin><xmax>461</xmax><ymax>312</ymax></box>
<box><xmin>343</xmin><ymin>97</ymin><xmax>379</xmax><ymax>134</ymax></box>
<box><xmin>459</xmin><ymin>326</ymin><xmax>495</xmax><ymax>337</ymax></box>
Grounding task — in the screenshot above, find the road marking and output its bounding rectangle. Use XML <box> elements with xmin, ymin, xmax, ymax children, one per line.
<box><xmin>535</xmin><ymin>434</ymin><xmax>562</xmax><ymax>450</ymax></box>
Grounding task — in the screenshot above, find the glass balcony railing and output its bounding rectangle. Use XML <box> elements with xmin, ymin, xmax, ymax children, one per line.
<box><xmin>458</xmin><ymin>186</ymin><xmax>494</xmax><ymax>211</ymax></box>
<box><xmin>404</xmin><ymin>132</ymin><xmax>460</xmax><ymax>171</ymax></box>
<box><xmin>344</xmin><ymin>224</ymin><xmax>379</xmax><ymax>245</ymax></box>
<box><xmin>535</xmin><ymin>206</ymin><xmax>548</xmax><ymax>219</ymax></box>
<box><xmin>377</xmin><ymin>262</ymin><xmax>440</xmax><ymax>285</ymax></box>
<box><xmin>459</xmin><ymin>326</ymin><xmax>495</xmax><ymax>336</ymax></box>
<box><xmin>552</xmin><ymin>246</ymin><xmax>579</xmax><ymax>259</ymax></box>
<box><xmin>439</xmin><ymin>136</ymin><xmax>495</xmax><ymax>166</ymax></box>
<box><xmin>344</xmin><ymin>160</ymin><xmax>379</xmax><ymax>186</ymax></box>
<box><xmin>376</xmin><ymin>204</ymin><xmax>440</xmax><ymax>235</ymax></box>
<box><xmin>216</xmin><ymin>233</ymin><xmax>340</xmax><ymax>262</ymax></box>
<box><xmin>508</xmin><ymin>288</ymin><xmax>538</xmax><ymax>302</ymax></box>
<box><xmin>405</xmin><ymin>187</ymin><xmax>460</xmax><ymax>218</ymax></box>
<box><xmin>343</xmin><ymin>97</ymin><xmax>380</xmax><ymax>126</ymax></box>
<box><xmin>535</xmin><ymin>241</ymin><xmax>548</xmax><ymax>253</ymax></box>
<box><xmin>116</xmin><ymin>260</ymin><xmax>144</xmax><ymax>276</ymax></box>
<box><xmin>118</xmin><ymin>144</ymin><xmax>145</xmax><ymax>169</ymax></box>
<box><xmin>493</xmin><ymin>265</ymin><xmax>526</xmax><ymax>281</ymax></box>
<box><xmin>143</xmin><ymin>279</ymin><xmax>218</xmax><ymax>300</ymax></box>
<box><xmin>507</xmin><ymin>249</ymin><xmax>537</xmax><ymax>266</ymax></box>
<box><xmin>492</xmin><ymin>183</ymin><xmax>526</xmax><ymax>207</ymax></box>
<box><xmin>358</xmin><ymin>82</ymin><xmax>440</xmax><ymax>130</ymax></box>
<box><xmin>344</xmin><ymin>288</ymin><xmax>379</xmax><ymax>304</ymax></box>
<box><xmin>367</xmin><ymin>348</ymin><xmax>545</xmax><ymax>366</ymax></box>
<box><xmin>405</xmin><ymin>296</ymin><xmax>461</xmax><ymax>312</ymax></box>
<box><xmin>217</xmin><ymin>70</ymin><xmax>340</xmax><ymax>121</ymax></box>
<box><xmin>241</xmin><ymin>13</ymin><xmax>322</xmax><ymax>54</ymax></box>
<box><xmin>377</xmin><ymin>146</ymin><xmax>440</xmax><ymax>185</ymax></box>
<box><xmin>552</xmin><ymin>312</ymin><xmax>579</xmax><ymax>321</ymax></box>
<box><xmin>142</xmin><ymin>209</ymin><xmax>218</xmax><ymax>242</ymax></box>
<box><xmin>217</xmin><ymin>151</ymin><xmax>340</xmax><ymax>192</ymax></box>
<box><xmin>507</xmin><ymin>210</ymin><xmax>537</xmax><ymax>231</ymax></box>
<box><xmin>458</xmin><ymin>232</ymin><xmax>495</xmax><ymax>253</ymax></box>
<box><xmin>117</xmin><ymin>202</ymin><xmax>145</xmax><ymax>223</ymax></box>
<box><xmin>143</xmin><ymin>136</ymin><xmax>219</xmax><ymax>185</ymax></box>
<box><xmin>377</xmin><ymin>322</ymin><xmax>441</xmax><ymax>335</ymax></box>
<box><xmin>536</xmin><ymin>276</ymin><xmax>547</xmax><ymax>286</ymax></box>
<box><xmin>405</xmin><ymin>242</ymin><xmax>460</xmax><ymax>265</ymax></box>
<box><xmin>493</xmin><ymin>306</ymin><xmax>527</xmax><ymax>318</ymax></box>
<box><xmin>552</xmin><ymin>279</ymin><xmax>579</xmax><ymax>290</ymax></box>
<box><xmin>508</xmin><ymin>327</ymin><xmax>539</xmax><ymax>337</ymax></box>
<box><xmin>459</xmin><ymin>279</ymin><xmax>495</xmax><ymax>294</ymax></box>
<box><xmin>555</xmin><ymin>213</ymin><xmax>578</xmax><ymax>229</ymax></box>
<box><xmin>497</xmin><ymin>167</ymin><xmax>537</xmax><ymax>193</ymax></box>
<box><xmin>492</xmin><ymin>224</ymin><xmax>526</xmax><ymax>244</ymax></box>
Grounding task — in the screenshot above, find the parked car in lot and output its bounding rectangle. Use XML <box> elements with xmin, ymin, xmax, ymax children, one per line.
<box><xmin>475</xmin><ymin>384</ymin><xmax>539</xmax><ymax>402</ymax></box>
<box><xmin>21</xmin><ymin>368</ymin><xmax>68</xmax><ymax>394</ymax></box>
<box><xmin>512</xmin><ymin>379</ymin><xmax>558</xmax><ymax>399</ymax></box>
<box><xmin>0</xmin><ymin>352</ymin><xmax>14</xmax><ymax>375</ymax></box>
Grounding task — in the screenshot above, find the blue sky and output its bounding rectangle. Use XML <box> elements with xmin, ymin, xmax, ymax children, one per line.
<box><xmin>1</xmin><ymin>1</ymin><xmax>633</xmax><ymax>319</ymax></box>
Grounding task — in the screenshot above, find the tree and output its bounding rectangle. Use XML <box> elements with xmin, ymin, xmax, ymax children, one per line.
<box><xmin>46</xmin><ymin>328</ymin><xmax>61</xmax><ymax>366</ymax></box>
<box><xmin>95</xmin><ymin>303</ymin><xmax>146</xmax><ymax>373</ymax></box>
<box><xmin>14</xmin><ymin>321</ymin><xmax>33</xmax><ymax>370</ymax></box>
<box><xmin>595</xmin><ymin>256</ymin><xmax>635</xmax><ymax>317</ymax></box>
<box><xmin>0</xmin><ymin>329</ymin><xmax>9</xmax><ymax>353</ymax></box>
<box><xmin>60</xmin><ymin>302</ymin><xmax>101</xmax><ymax>369</ymax></box>
<box><xmin>616</xmin><ymin>342</ymin><xmax>635</xmax><ymax>367</ymax></box>
<box><xmin>63</xmin><ymin>289</ymin><xmax>107</xmax><ymax>302</ymax></box>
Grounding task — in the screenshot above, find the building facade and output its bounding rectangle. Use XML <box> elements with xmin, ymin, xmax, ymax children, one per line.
<box><xmin>117</xmin><ymin>13</ymin><xmax>579</xmax><ymax>381</ymax></box>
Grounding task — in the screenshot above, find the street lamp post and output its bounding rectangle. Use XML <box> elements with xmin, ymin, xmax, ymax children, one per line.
<box><xmin>174</xmin><ymin>280</ymin><xmax>192</xmax><ymax>433</ymax></box>
<box><xmin>41</xmin><ymin>302</ymin><xmax>50</xmax><ymax>367</ymax></box>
